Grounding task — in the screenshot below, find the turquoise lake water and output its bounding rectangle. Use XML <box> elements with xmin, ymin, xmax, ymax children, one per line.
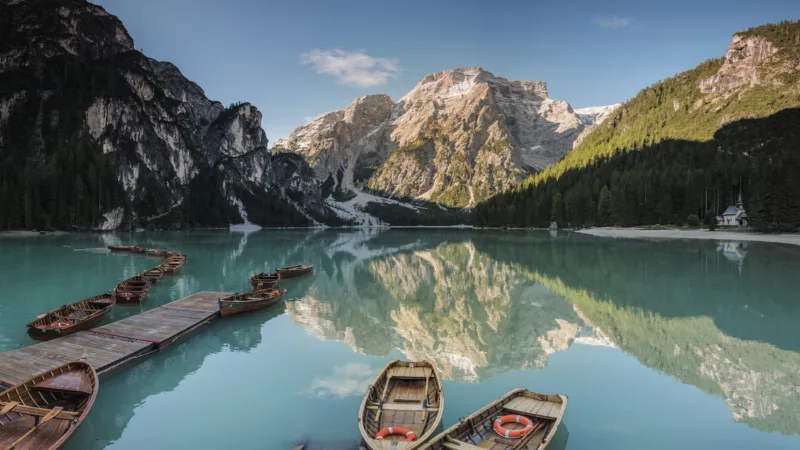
<box><xmin>0</xmin><ymin>230</ymin><xmax>799</xmax><ymax>449</ymax></box>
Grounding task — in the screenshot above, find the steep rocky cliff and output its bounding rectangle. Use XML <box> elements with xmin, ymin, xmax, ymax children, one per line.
<box><xmin>534</xmin><ymin>20</ymin><xmax>800</xmax><ymax>183</ymax></box>
<box><xmin>0</xmin><ymin>0</ymin><xmax>318</xmax><ymax>230</ymax></box>
<box><xmin>276</xmin><ymin>67</ymin><xmax>618</xmax><ymax>208</ymax></box>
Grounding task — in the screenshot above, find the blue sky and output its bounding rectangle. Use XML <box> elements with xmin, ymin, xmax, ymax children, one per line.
<box><xmin>95</xmin><ymin>0</ymin><xmax>800</xmax><ymax>142</ymax></box>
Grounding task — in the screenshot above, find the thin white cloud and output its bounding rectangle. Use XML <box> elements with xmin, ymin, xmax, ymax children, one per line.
<box><xmin>307</xmin><ymin>363</ymin><xmax>376</xmax><ymax>398</ymax></box>
<box><xmin>301</xmin><ymin>49</ymin><xmax>400</xmax><ymax>87</ymax></box>
<box><xmin>593</xmin><ymin>15</ymin><xmax>633</xmax><ymax>30</ymax></box>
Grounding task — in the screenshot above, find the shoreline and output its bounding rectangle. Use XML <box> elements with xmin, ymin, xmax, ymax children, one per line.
<box><xmin>0</xmin><ymin>230</ymin><xmax>69</xmax><ymax>237</ymax></box>
<box><xmin>576</xmin><ymin>227</ymin><xmax>800</xmax><ymax>247</ymax></box>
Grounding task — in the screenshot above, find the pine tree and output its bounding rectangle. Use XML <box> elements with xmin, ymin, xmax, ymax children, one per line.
<box><xmin>551</xmin><ymin>191</ymin><xmax>564</xmax><ymax>226</ymax></box>
<box><xmin>596</xmin><ymin>186</ymin><xmax>611</xmax><ymax>226</ymax></box>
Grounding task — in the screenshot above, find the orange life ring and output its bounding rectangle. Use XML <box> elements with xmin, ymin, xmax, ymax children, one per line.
<box><xmin>375</xmin><ymin>426</ymin><xmax>417</xmax><ymax>442</ymax></box>
<box><xmin>50</xmin><ymin>322</ymin><xmax>70</xmax><ymax>328</ymax></box>
<box><xmin>493</xmin><ymin>415</ymin><xmax>534</xmax><ymax>439</ymax></box>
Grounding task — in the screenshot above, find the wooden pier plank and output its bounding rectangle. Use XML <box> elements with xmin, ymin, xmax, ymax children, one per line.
<box><xmin>0</xmin><ymin>291</ymin><xmax>228</xmax><ymax>386</ymax></box>
<box><xmin>85</xmin><ymin>292</ymin><xmax>223</xmax><ymax>345</ymax></box>
<box><xmin>167</xmin><ymin>291</ymin><xmax>227</xmax><ymax>312</ymax></box>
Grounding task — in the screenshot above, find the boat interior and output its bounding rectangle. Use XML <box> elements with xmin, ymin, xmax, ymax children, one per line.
<box><xmin>363</xmin><ymin>363</ymin><xmax>440</xmax><ymax>443</ymax></box>
<box><xmin>427</xmin><ymin>393</ymin><xmax>563</xmax><ymax>450</ymax></box>
<box><xmin>29</xmin><ymin>297</ymin><xmax>113</xmax><ymax>328</ymax></box>
<box><xmin>0</xmin><ymin>366</ymin><xmax>95</xmax><ymax>449</ymax></box>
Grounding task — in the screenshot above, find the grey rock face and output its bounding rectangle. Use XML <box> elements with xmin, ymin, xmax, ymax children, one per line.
<box><xmin>273</xmin><ymin>94</ymin><xmax>394</xmax><ymax>189</ymax></box>
<box><xmin>278</xmin><ymin>67</ymin><xmax>619</xmax><ymax>207</ymax></box>
<box><xmin>0</xmin><ymin>0</ymin><xmax>316</xmax><ymax>229</ymax></box>
<box><xmin>700</xmin><ymin>35</ymin><xmax>778</xmax><ymax>95</ymax></box>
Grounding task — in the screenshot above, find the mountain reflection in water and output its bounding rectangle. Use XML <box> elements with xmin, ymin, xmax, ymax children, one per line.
<box><xmin>284</xmin><ymin>231</ymin><xmax>800</xmax><ymax>436</ymax></box>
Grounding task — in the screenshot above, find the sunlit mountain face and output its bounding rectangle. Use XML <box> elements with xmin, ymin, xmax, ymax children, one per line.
<box><xmin>283</xmin><ymin>231</ymin><xmax>800</xmax><ymax>435</ymax></box>
<box><xmin>286</xmin><ymin>238</ymin><xmax>599</xmax><ymax>382</ymax></box>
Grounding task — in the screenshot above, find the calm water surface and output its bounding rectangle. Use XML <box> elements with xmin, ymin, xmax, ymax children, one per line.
<box><xmin>0</xmin><ymin>230</ymin><xmax>799</xmax><ymax>449</ymax></box>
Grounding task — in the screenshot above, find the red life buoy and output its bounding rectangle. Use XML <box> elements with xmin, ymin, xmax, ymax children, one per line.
<box><xmin>493</xmin><ymin>415</ymin><xmax>534</xmax><ymax>439</ymax></box>
<box><xmin>50</xmin><ymin>322</ymin><xmax>70</xmax><ymax>328</ymax></box>
<box><xmin>375</xmin><ymin>426</ymin><xmax>417</xmax><ymax>442</ymax></box>
<box><xmin>119</xmin><ymin>292</ymin><xmax>134</xmax><ymax>298</ymax></box>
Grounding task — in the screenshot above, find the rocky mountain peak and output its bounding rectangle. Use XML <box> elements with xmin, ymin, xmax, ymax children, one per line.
<box><xmin>0</xmin><ymin>0</ymin><xmax>328</xmax><ymax>230</ymax></box>
<box><xmin>406</xmin><ymin>67</ymin><xmax>549</xmax><ymax>104</ymax></box>
<box><xmin>700</xmin><ymin>34</ymin><xmax>779</xmax><ymax>95</ymax></box>
<box><xmin>0</xmin><ymin>0</ymin><xmax>134</xmax><ymax>73</ymax></box>
<box><xmin>279</xmin><ymin>67</ymin><xmax>619</xmax><ymax>209</ymax></box>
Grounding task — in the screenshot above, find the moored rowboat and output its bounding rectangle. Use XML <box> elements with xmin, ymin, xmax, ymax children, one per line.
<box><xmin>107</xmin><ymin>245</ymin><xmax>144</xmax><ymax>253</ymax></box>
<box><xmin>277</xmin><ymin>264</ymin><xmax>313</xmax><ymax>278</ymax></box>
<box><xmin>114</xmin><ymin>275</ymin><xmax>150</xmax><ymax>305</ymax></box>
<box><xmin>0</xmin><ymin>361</ymin><xmax>98</xmax><ymax>450</ymax></box>
<box><xmin>146</xmin><ymin>248</ymin><xmax>168</xmax><ymax>257</ymax></box>
<box><xmin>420</xmin><ymin>389</ymin><xmax>567</xmax><ymax>450</ymax></box>
<box><xmin>159</xmin><ymin>257</ymin><xmax>185</xmax><ymax>275</ymax></box>
<box><xmin>26</xmin><ymin>294</ymin><xmax>115</xmax><ymax>341</ymax></box>
<box><xmin>249</xmin><ymin>272</ymin><xmax>279</xmax><ymax>290</ymax></box>
<box><xmin>218</xmin><ymin>288</ymin><xmax>287</xmax><ymax>317</ymax></box>
<box><xmin>140</xmin><ymin>267</ymin><xmax>164</xmax><ymax>285</ymax></box>
<box><xmin>359</xmin><ymin>360</ymin><xmax>443</xmax><ymax>450</ymax></box>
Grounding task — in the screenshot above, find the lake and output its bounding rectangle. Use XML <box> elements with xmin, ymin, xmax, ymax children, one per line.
<box><xmin>0</xmin><ymin>230</ymin><xmax>799</xmax><ymax>449</ymax></box>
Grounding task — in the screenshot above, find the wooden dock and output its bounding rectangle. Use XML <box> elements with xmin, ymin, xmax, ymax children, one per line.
<box><xmin>0</xmin><ymin>291</ymin><xmax>230</xmax><ymax>388</ymax></box>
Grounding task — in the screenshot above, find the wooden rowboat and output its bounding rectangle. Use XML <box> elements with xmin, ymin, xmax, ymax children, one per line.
<box><xmin>0</xmin><ymin>361</ymin><xmax>98</xmax><ymax>450</ymax></box>
<box><xmin>146</xmin><ymin>248</ymin><xmax>168</xmax><ymax>257</ymax></box>
<box><xmin>277</xmin><ymin>264</ymin><xmax>313</xmax><ymax>278</ymax></box>
<box><xmin>218</xmin><ymin>288</ymin><xmax>287</xmax><ymax>318</ymax></box>
<box><xmin>140</xmin><ymin>267</ymin><xmax>164</xmax><ymax>285</ymax></box>
<box><xmin>26</xmin><ymin>294</ymin><xmax>115</xmax><ymax>341</ymax></box>
<box><xmin>359</xmin><ymin>360</ymin><xmax>443</xmax><ymax>450</ymax></box>
<box><xmin>107</xmin><ymin>245</ymin><xmax>143</xmax><ymax>253</ymax></box>
<box><xmin>114</xmin><ymin>275</ymin><xmax>150</xmax><ymax>305</ymax></box>
<box><xmin>421</xmin><ymin>389</ymin><xmax>567</xmax><ymax>450</ymax></box>
<box><xmin>165</xmin><ymin>252</ymin><xmax>186</xmax><ymax>260</ymax></box>
<box><xmin>158</xmin><ymin>258</ymin><xmax>184</xmax><ymax>275</ymax></box>
<box><xmin>249</xmin><ymin>272</ymin><xmax>279</xmax><ymax>290</ymax></box>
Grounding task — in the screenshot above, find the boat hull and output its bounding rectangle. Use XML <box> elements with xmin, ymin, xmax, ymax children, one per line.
<box><xmin>219</xmin><ymin>290</ymin><xmax>286</xmax><ymax>317</ymax></box>
<box><xmin>27</xmin><ymin>311</ymin><xmax>109</xmax><ymax>341</ymax></box>
<box><xmin>26</xmin><ymin>294</ymin><xmax>115</xmax><ymax>342</ymax></box>
<box><xmin>249</xmin><ymin>273</ymin><xmax>279</xmax><ymax>290</ymax></box>
<box><xmin>277</xmin><ymin>265</ymin><xmax>313</xmax><ymax>278</ymax></box>
<box><xmin>141</xmin><ymin>268</ymin><xmax>164</xmax><ymax>285</ymax></box>
<box><xmin>420</xmin><ymin>389</ymin><xmax>568</xmax><ymax>450</ymax></box>
<box><xmin>0</xmin><ymin>361</ymin><xmax>98</xmax><ymax>450</ymax></box>
<box><xmin>159</xmin><ymin>258</ymin><xmax>185</xmax><ymax>274</ymax></box>
<box><xmin>114</xmin><ymin>291</ymin><xmax>146</xmax><ymax>305</ymax></box>
<box><xmin>358</xmin><ymin>360</ymin><xmax>443</xmax><ymax>450</ymax></box>
<box><xmin>114</xmin><ymin>276</ymin><xmax>150</xmax><ymax>306</ymax></box>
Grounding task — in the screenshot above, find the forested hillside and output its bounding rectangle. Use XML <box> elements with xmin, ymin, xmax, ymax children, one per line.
<box><xmin>475</xmin><ymin>20</ymin><xmax>800</xmax><ymax>231</ymax></box>
<box><xmin>475</xmin><ymin>108</ymin><xmax>800</xmax><ymax>232</ymax></box>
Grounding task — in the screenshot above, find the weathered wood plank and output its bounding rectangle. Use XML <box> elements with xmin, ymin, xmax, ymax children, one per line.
<box><xmin>168</xmin><ymin>292</ymin><xmax>226</xmax><ymax>312</ymax></box>
<box><xmin>0</xmin><ymin>291</ymin><xmax>229</xmax><ymax>385</ymax></box>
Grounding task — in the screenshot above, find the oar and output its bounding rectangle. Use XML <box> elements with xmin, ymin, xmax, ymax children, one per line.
<box><xmin>5</xmin><ymin>406</ymin><xmax>63</xmax><ymax>449</ymax></box>
<box><xmin>0</xmin><ymin>401</ymin><xmax>19</xmax><ymax>415</ymax></box>
<box><xmin>512</xmin><ymin>420</ymin><xmax>546</xmax><ymax>450</ymax></box>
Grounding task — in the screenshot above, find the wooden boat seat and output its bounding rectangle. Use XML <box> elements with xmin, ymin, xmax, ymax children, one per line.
<box><xmin>441</xmin><ymin>439</ymin><xmax>484</xmax><ymax>450</ymax></box>
<box><xmin>366</xmin><ymin>403</ymin><xmax>440</xmax><ymax>412</ymax></box>
<box><xmin>386</xmin><ymin>366</ymin><xmax>432</xmax><ymax>380</ymax></box>
<box><xmin>67</xmin><ymin>311</ymin><xmax>91</xmax><ymax>319</ymax></box>
<box><xmin>503</xmin><ymin>396</ymin><xmax>561</xmax><ymax>419</ymax></box>
<box><xmin>32</xmin><ymin>371</ymin><xmax>93</xmax><ymax>395</ymax></box>
<box><xmin>90</xmin><ymin>299</ymin><xmax>114</xmax><ymax>306</ymax></box>
<box><xmin>0</xmin><ymin>402</ymin><xmax>79</xmax><ymax>421</ymax></box>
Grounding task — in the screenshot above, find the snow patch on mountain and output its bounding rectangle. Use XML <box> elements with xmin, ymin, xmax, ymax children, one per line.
<box><xmin>573</xmin><ymin>104</ymin><xmax>622</xmax><ymax>148</ymax></box>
